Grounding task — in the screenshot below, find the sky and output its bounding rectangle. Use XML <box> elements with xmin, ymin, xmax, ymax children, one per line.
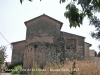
<box><xmin>0</xmin><ymin>0</ymin><xmax>100</xmax><ymax>62</ymax></box>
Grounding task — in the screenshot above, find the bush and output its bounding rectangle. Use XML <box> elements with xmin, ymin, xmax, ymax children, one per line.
<box><xmin>5</xmin><ymin>62</ymin><xmax>23</xmax><ymax>72</ymax></box>
<box><xmin>1</xmin><ymin>67</ymin><xmax>7</xmax><ymax>72</ymax></box>
<box><xmin>11</xmin><ymin>65</ymin><xmax>22</xmax><ymax>74</ymax></box>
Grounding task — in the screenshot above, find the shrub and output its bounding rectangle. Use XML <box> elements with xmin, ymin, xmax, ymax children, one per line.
<box><xmin>5</xmin><ymin>62</ymin><xmax>23</xmax><ymax>72</ymax></box>
<box><xmin>1</xmin><ymin>66</ymin><xmax>7</xmax><ymax>72</ymax></box>
<box><xmin>11</xmin><ymin>65</ymin><xmax>22</xmax><ymax>74</ymax></box>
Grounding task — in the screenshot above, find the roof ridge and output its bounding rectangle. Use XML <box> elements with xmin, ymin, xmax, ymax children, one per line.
<box><xmin>24</xmin><ymin>14</ymin><xmax>63</xmax><ymax>29</ymax></box>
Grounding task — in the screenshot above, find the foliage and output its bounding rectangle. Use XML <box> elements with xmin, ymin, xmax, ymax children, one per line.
<box><xmin>90</xmin><ymin>16</ymin><xmax>100</xmax><ymax>40</ymax></box>
<box><xmin>19</xmin><ymin>0</ymin><xmax>100</xmax><ymax>47</ymax></box>
<box><xmin>20</xmin><ymin>0</ymin><xmax>32</xmax><ymax>4</ymax></box>
<box><xmin>20</xmin><ymin>0</ymin><xmax>100</xmax><ymax>27</ymax></box>
<box><xmin>64</xmin><ymin>3</ymin><xmax>85</xmax><ymax>28</ymax></box>
<box><xmin>29</xmin><ymin>63</ymin><xmax>40</xmax><ymax>75</ymax></box>
<box><xmin>0</xmin><ymin>46</ymin><xmax>7</xmax><ymax>70</ymax></box>
<box><xmin>1</xmin><ymin>66</ymin><xmax>7</xmax><ymax>72</ymax></box>
<box><xmin>64</xmin><ymin>0</ymin><xmax>96</xmax><ymax>28</ymax></box>
<box><xmin>28</xmin><ymin>59</ymin><xmax>100</xmax><ymax>75</ymax></box>
<box><xmin>90</xmin><ymin>16</ymin><xmax>100</xmax><ymax>48</ymax></box>
<box><xmin>5</xmin><ymin>62</ymin><xmax>23</xmax><ymax>72</ymax></box>
<box><xmin>63</xmin><ymin>59</ymin><xmax>100</xmax><ymax>75</ymax></box>
<box><xmin>11</xmin><ymin>65</ymin><xmax>22</xmax><ymax>74</ymax></box>
<box><xmin>69</xmin><ymin>61</ymin><xmax>77</xmax><ymax>75</ymax></box>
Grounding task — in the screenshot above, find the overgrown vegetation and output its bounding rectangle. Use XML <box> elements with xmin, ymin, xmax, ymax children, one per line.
<box><xmin>0</xmin><ymin>46</ymin><xmax>7</xmax><ymax>72</ymax></box>
<box><xmin>11</xmin><ymin>65</ymin><xmax>22</xmax><ymax>74</ymax></box>
<box><xmin>69</xmin><ymin>60</ymin><xmax>77</xmax><ymax>75</ymax></box>
<box><xmin>5</xmin><ymin>62</ymin><xmax>23</xmax><ymax>72</ymax></box>
<box><xmin>28</xmin><ymin>59</ymin><xmax>100</xmax><ymax>75</ymax></box>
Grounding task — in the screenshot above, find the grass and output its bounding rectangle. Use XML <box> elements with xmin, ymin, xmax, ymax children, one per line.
<box><xmin>29</xmin><ymin>59</ymin><xmax>100</xmax><ymax>75</ymax></box>
<box><xmin>64</xmin><ymin>59</ymin><xmax>100</xmax><ymax>75</ymax></box>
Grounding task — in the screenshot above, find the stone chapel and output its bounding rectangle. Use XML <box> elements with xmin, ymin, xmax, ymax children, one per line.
<box><xmin>11</xmin><ymin>14</ymin><xmax>91</xmax><ymax>69</ymax></box>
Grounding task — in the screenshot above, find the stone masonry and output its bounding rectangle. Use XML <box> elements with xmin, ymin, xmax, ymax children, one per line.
<box><xmin>11</xmin><ymin>14</ymin><xmax>90</xmax><ymax>69</ymax></box>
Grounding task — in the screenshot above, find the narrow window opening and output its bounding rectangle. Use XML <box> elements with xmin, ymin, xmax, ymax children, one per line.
<box><xmin>34</xmin><ymin>45</ymin><xmax>38</xmax><ymax>49</ymax></box>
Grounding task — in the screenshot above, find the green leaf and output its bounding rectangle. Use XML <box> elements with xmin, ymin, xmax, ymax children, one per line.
<box><xmin>62</xmin><ymin>0</ymin><xmax>65</xmax><ymax>2</ymax></box>
<box><xmin>66</xmin><ymin>4</ymin><xmax>71</xmax><ymax>10</ymax></box>
<box><xmin>29</xmin><ymin>0</ymin><xmax>32</xmax><ymax>1</ymax></box>
<box><xmin>20</xmin><ymin>0</ymin><xmax>23</xmax><ymax>4</ymax></box>
<box><xmin>65</xmin><ymin>3</ymin><xmax>83</xmax><ymax>28</ymax></box>
<box><xmin>64</xmin><ymin>12</ymin><xmax>69</xmax><ymax>18</ymax></box>
<box><xmin>60</xmin><ymin>0</ymin><xmax>65</xmax><ymax>3</ymax></box>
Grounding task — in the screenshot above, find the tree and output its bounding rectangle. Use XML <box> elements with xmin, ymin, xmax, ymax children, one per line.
<box><xmin>20</xmin><ymin>0</ymin><xmax>100</xmax><ymax>48</ymax></box>
<box><xmin>0</xmin><ymin>46</ymin><xmax>7</xmax><ymax>70</ymax></box>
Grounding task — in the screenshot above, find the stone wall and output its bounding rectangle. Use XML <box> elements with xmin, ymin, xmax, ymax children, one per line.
<box><xmin>23</xmin><ymin>45</ymin><xmax>33</xmax><ymax>69</ymax></box>
<box><xmin>23</xmin><ymin>17</ymin><xmax>85</xmax><ymax>68</ymax></box>
<box><xmin>89</xmin><ymin>50</ymin><xmax>96</xmax><ymax>56</ymax></box>
<box><xmin>11</xmin><ymin>41</ymin><xmax>25</xmax><ymax>64</ymax></box>
<box><xmin>84</xmin><ymin>42</ymin><xmax>91</xmax><ymax>58</ymax></box>
<box><xmin>25</xmin><ymin>16</ymin><xmax>61</xmax><ymax>45</ymax></box>
<box><xmin>23</xmin><ymin>43</ymin><xmax>58</xmax><ymax>69</ymax></box>
<box><xmin>61</xmin><ymin>31</ymin><xmax>85</xmax><ymax>59</ymax></box>
<box><xmin>11</xmin><ymin>15</ymin><xmax>86</xmax><ymax>69</ymax></box>
<box><xmin>85</xmin><ymin>57</ymin><xmax>100</xmax><ymax>62</ymax></box>
<box><xmin>23</xmin><ymin>15</ymin><xmax>62</xmax><ymax>69</ymax></box>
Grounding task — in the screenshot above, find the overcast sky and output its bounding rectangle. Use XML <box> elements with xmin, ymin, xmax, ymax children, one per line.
<box><xmin>0</xmin><ymin>0</ymin><xmax>100</xmax><ymax>62</ymax></box>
